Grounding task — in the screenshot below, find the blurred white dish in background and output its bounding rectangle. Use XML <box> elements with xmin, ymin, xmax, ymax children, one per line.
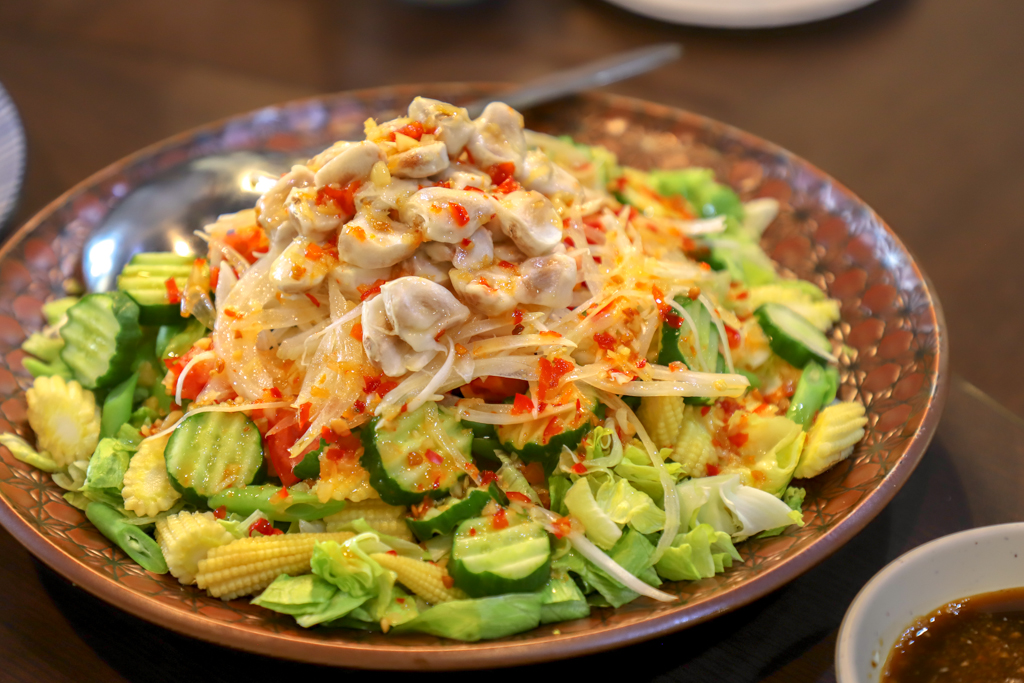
<box><xmin>604</xmin><ymin>0</ymin><xmax>880</xmax><ymax>28</ymax></box>
<box><xmin>835</xmin><ymin>523</ymin><xmax>1024</xmax><ymax>683</ymax></box>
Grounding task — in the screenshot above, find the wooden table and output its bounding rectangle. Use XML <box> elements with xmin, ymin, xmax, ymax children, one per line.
<box><xmin>0</xmin><ymin>0</ymin><xmax>1021</xmax><ymax>679</ymax></box>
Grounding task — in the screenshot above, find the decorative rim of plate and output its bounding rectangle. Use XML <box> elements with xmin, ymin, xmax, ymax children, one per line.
<box><xmin>0</xmin><ymin>83</ymin><xmax>948</xmax><ymax>669</ymax></box>
<box><xmin>0</xmin><ymin>81</ymin><xmax>27</xmax><ymax>232</ymax></box>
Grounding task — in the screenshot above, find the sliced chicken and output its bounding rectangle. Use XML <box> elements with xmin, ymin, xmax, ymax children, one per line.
<box><xmin>332</xmin><ymin>262</ymin><xmax>391</xmax><ymax>302</ymax></box>
<box><xmin>452</xmin><ymin>227</ymin><xmax>493</xmax><ymax>271</ymax></box>
<box><xmin>514</xmin><ymin>253</ymin><xmax>577</xmax><ymax>309</ymax></box>
<box><xmin>495</xmin><ymin>189</ymin><xmax>563</xmax><ymax>256</ymax></box>
<box><xmin>450</xmin><ymin>266</ymin><xmax>518</xmax><ymax>316</ymax></box>
<box><xmin>269</xmin><ymin>236</ymin><xmax>335</xmax><ymax>293</ymax></box>
<box><xmin>256</xmin><ymin>165</ymin><xmax>315</xmax><ymax>243</ymax></box>
<box><xmin>362</xmin><ymin>276</ymin><xmax>470</xmax><ymax>376</ymax></box>
<box><xmin>314</xmin><ymin>141</ymin><xmax>384</xmax><ymax>188</ymax></box>
<box><xmin>517</xmin><ymin>149</ymin><xmax>584</xmax><ymax>202</ymax></box>
<box><xmin>388</xmin><ymin>141</ymin><xmax>449</xmax><ymax>179</ymax></box>
<box><xmin>337</xmin><ymin>210</ymin><xmax>422</xmax><ymax>269</ymax></box>
<box><xmin>401</xmin><ymin>187</ymin><xmax>498</xmax><ymax>243</ymax></box>
<box><xmin>407</xmin><ymin>97</ymin><xmax>474</xmax><ymax>158</ymax></box>
<box><xmin>465</xmin><ymin>102</ymin><xmax>527</xmax><ymax>172</ymax></box>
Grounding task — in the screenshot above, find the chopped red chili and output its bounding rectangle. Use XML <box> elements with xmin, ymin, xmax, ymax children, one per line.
<box><xmin>165</xmin><ymin>277</ymin><xmax>182</xmax><ymax>305</ymax></box>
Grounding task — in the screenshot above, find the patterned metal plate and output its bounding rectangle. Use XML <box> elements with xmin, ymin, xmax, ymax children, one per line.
<box><xmin>0</xmin><ymin>84</ymin><xmax>947</xmax><ymax>669</ymax></box>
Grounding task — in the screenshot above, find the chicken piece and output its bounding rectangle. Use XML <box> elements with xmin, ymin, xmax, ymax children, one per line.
<box><xmin>337</xmin><ymin>210</ymin><xmax>422</xmax><ymax>269</ymax></box>
<box><xmin>432</xmin><ymin>163</ymin><xmax>492</xmax><ymax>191</ymax></box>
<box><xmin>362</xmin><ymin>277</ymin><xmax>470</xmax><ymax>377</ymax></box>
<box><xmin>465</xmin><ymin>102</ymin><xmax>527</xmax><ymax>172</ymax></box>
<box><xmin>332</xmin><ymin>262</ymin><xmax>392</xmax><ymax>302</ymax></box>
<box><xmin>354</xmin><ymin>177</ymin><xmax>419</xmax><ymax>214</ymax></box>
<box><xmin>517</xmin><ymin>149</ymin><xmax>584</xmax><ymax>202</ymax></box>
<box><xmin>314</xmin><ymin>141</ymin><xmax>384</xmax><ymax>188</ymax></box>
<box><xmin>450</xmin><ymin>266</ymin><xmax>518</xmax><ymax>317</ymax></box>
<box><xmin>407</xmin><ymin>97</ymin><xmax>474</xmax><ymax>158</ymax></box>
<box><xmin>494</xmin><ymin>190</ymin><xmax>563</xmax><ymax>256</ymax></box>
<box><xmin>256</xmin><ymin>165</ymin><xmax>315</xmax><ymax>243</ymax></box>
<box><xmin>398</xmin><ymin>250</ymin><xmax>451</xmax><ymax>286</ymax></box>
<box><xmin>492</xmin><ymin>242</ymin><xmax>527</xmax><ymax>263</ymax></box>
<box><xmin>514</xmin><ymin>253</ymin><xmax>577</xmax><ymax>309</ymax></box>
<box><xmin>452</xmin><ymin>228</ymin><xmax>493</xmax><ymax>271</ymax></box>
<box><xmin>388</xmin><ymin>141</ymin><xmax>449</xmax><ymax>179</ymax></box>
<box><xmin>269</xmin><ymin>236</ymin><xmax>335</xmax><ymax>293</ymax></box>
<box><xmin>285</xmin><ymin>186</ymin><xmax>345</xmax><ymax>242</ymax></box>
<box><xmin>401</xmin><ymin>187</ymin><xmax>498</xmax><ymax>244</ymax></box>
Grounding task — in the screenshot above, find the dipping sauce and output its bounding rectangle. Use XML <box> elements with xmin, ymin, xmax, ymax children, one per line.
<box><xmin>882</xmin><ymin>587</ymin><xmax>1024</xmax><ymax>682</ymax></box>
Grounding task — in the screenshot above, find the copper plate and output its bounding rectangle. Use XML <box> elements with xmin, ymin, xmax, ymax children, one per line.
<box><xmin>0</xmin><ymin>84</ymin><xmax>948</xmax><ymax>669</ymax></box>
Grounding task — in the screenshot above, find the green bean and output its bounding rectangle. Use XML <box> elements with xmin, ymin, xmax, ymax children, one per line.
<box><xmin>85</xmin><ymin>501</ymin><xmax>167</xmax><ymax>574</ymax></box>
<box><xmin>207</xmin><ymin>485</ymin><xmax>347</xmax><ymax>522</ymax></box>
<box><xmin>100</xmin><ymin>372</ymin><xmax>138</xmax><ymax>438</ymax></box>
<box><xmin>786</xmin><ymin>361</ymin><xmax>838</xmax><ymax>429</ymax></box>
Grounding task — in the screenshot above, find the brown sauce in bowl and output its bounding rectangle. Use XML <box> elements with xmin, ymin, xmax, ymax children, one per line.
<box><xmin>882</xmin><ymin>587</ymin><xmax>1024</xmax><ymax>682</ymax></box>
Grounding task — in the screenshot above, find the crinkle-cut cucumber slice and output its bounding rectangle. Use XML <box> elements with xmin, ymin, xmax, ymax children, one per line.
<box><xmin>449</xmin><ymin>515</ymin><xmax>551</xmax><ymax>597</ymax></box>
<box><xmin>361</xmin><ymin>403</ymin><xmax>472</xmax><ymax>506</ymax></box>
<box><xmin>755</xmin><ymin>303</ymin><xmax>833</xmax><ymax>368</ymax></box>
<box><xmin>59</xmin><ymin>292</ymin><xmax>142</xmax><ymax>389</ymax></box>
<box><xmin>164</xmin><ymin>411</ymin><xmax>265</xmax><ymax>504</ymax></box>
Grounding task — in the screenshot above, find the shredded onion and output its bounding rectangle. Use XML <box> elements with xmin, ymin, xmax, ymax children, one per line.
<box><xmin>174</xmin><ymin>351</ymin><xmax>216</xmax><ymax>406</ymax></box>
<box><xmin>698</xmin><ymin>293</ymin><xmax>735</xmax><ymax>375</ymax></box>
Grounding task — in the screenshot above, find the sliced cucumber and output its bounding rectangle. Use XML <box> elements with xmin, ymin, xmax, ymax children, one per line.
<box><xmin>405</xmin><ymin>488</ymin><xmax>493</xmax><ymax>541</ymax></box>
<box><xmin>755</xmin><ymin>303</ymin><xmax>833</xmax><ymax>368</ymax></box>
<box><xmin>164</xmin><ymin>411</ymin><xmax>265</xmax><ymax>504</ymax></box>
<box><xmin>59</xmin><ymin>292</ymin><xmax>143</xmax><ymax>389</ymax></box>
<box><xmin>497</xmin><ymin>395</ymin><xmax>603</xmax><ymax>474</ymax></box>
<box><xmin>117</xmin><ymin>252</ymin><xmax>193</xmax><ymax>325</ymax></box>
<box><xmin>360</xmin><ymin>404</ymin><xmax>472</xmax><ymax>506</ymax></box>
<box><xmin>449</xmin><ymin>515</ymin><xmax>551</xmax><ymax>598</ymax></box>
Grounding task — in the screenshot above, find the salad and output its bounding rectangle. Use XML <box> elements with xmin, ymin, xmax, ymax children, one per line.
<box><xmin>3</xmin><ymin>97</ymin><xmax>868</xmax><ymax>641</ymax></box>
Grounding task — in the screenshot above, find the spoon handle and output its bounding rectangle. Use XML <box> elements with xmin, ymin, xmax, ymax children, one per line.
<box><xmin>463</xmin><ymin>42</ymin><xmax>683</xmax><ymax>118</ymax></box>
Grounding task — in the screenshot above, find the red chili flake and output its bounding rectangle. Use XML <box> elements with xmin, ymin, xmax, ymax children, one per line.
<box><xmin>479</xmin><ymin>470</ymin><xmax>498</xmax><ymax>485</ymax></box>
<box><xmin>487</xmin><ymin>162</ymin><xmax>516</xmax><ymax>186</ymax></box>
<box><xmin>512</xmin><ymin>308</ymin><xmax>524</xmax><ymax>325</ymax></box>
<box><xmin>363</xmin><ymin>376</ymin><xmax>381</xmax><ymax>394</ymax></box>
<box><xmin>449</xmin><ymin>202</ymin><xmax>470</xmax><ymax>227</ymax></box>
<box><xmin>537</xmin><ymin>357</ymin><xmax>573</xmax><ymax>401</ymax></box>
<box><xmin>494</xmin><ymin>176</ymin><xmax>520</xmax><ymax>194</ymax></box>
<box><xmin>705</xmin><ymin>464</ymin><xmax>721</xmax><ymax>476</ymax></box>
<box><xmin>248</xmin><ymin>518</ymin><xmax>282</xmax><ymax>537</ymax></box>
<box><xmin>353</xmin><ymin>399</ymin><xmax>365</xmax><ymax>414</ymax></box>
<box><xmin>305</xmin><ymin>242</ymin><xmax>324</xmax><ymax>261</ymax></box>
<box><xmin>511</xmin><ymin>393</ymin><xmax>535</xmax><ymax>415</ymax></box>
<box><xmin>593</xmin><ymin>332</ymin><xmax>616</xmax><ymax>350</ymax></box>
<box><xmin>424</xmin><ymin>449</ymin><xmax>444</xmax><ymax>465</ymax></box>
<box><xmin>357</xmin><ymin>278</ymin><xmax>388</xmax><ymax>301</ymax></box>
<box><xmin>396</xmin><ymin>121</ymin><xmax>425</xmax><ymax>140</ymax></box>
<box><xmin>165</xmin><ymin>277</ymin><xmax>182</xmax><ymax>305</ymax></box>
<box><xmin>720</xmin><ymin>398</ymin><xmax>741</xmax><ymax>417</ymax></box>
<box><xmin>753</xmin><ymin>403</ymin><xmax>772</xmax><ymax>415</ymax></box>
<box><xmin>728</xmin><ymin>432</ymin><xmax>749</xmax><ymax>448</ymax></box>
<box><xmin>434</xmin><ymin>329</ymin><xmax>446</xmax><ymax>342</ymax></box>
<box><xmin>349</xmin><ymin>321</ymin><xmax>363</xmax><ymax>341</ymax></box>
<box><xmin>305</xmin><ymin>292</ymin><xmax>321</xmax><ymax>307</ymax></box>
<box><xmin>700</xmin><ymin>405</ymin><xmax>711</xmax><ymax>417</ymax></box>
<box><xmin>506</xmin><ymin>491</ymin><xmax>532</xmax><ymax>504</ymax></box>
<box><xmin>441</xmin><ymin>575</ymin><xmax>455</xmax><ymax>588</ymax></box>
<box><xmin>213</xmin><ymin>505</ymin><xmax>227</xmax><ymax>519</ymax></box>
<box><xmin>511</xmin><ymin>324</ymin><xmax>525</xmax><ymax>336</ymax></box>
<box><xmin>542</xmin><ymin>416</ymin><xmax>563</xmax><ymax>443</ymax></box>
<box><xmin>497</xmin><ymin>260</ymin><xmax>516</xmax><ymax>270</ymax></box>
<box><xmin>316</xmin><ymin>180</ymin><xmax>360</xmax><ymax>214</ymax></box>
<box><xmin>298</xmin><ymin>402</ymin><xmax>312</xmax><ymax>429</ymax></box>
<box><xmin>551</xmin><ymin>516</ymin><xmax>574</xmax><ymax>539</ymax></box>
<box><xmin>265</xmin><ymin>386</ymin><xmax>283</xmax><ymax>399</ymax></box>
<box><xmin>210</xmin><ymin>266</ymin><xmax>220</xmax><ymax>290</ymax></box>
<box><xmin>688</xmin><ymin>286</ymin><xmax>702</xmax><ymax>300</ymax></box>
<box><xmin>223</xmin><ymin>307</ymin><xmax>239</xmax><ymax>318</ymax></box>
<box><xmin>652</xmin><ymin>284</ymin><xmax>671</xmax><ymax>320</ymax></box>
<box><xmin>735</xmin><ymin>291</ymin><xmax>749</xmax><ymax>300</ymax></box>
<box><xmin>460</xmin><ymin>238</ymin><xmax>472</xmax><ymax>248</ymax></box>
<box><xmin>724</xmin><ymin>325</ymin><xmax>741</xmax><ymax>350</ymax></box>
<box><xmin>635</xmin><ymin>357</ymin><xmax>648</xmax><ymax>369</ymax></box>
<box><xmin>491</xmin><ymin>508</ymin><xmax>509</xmax><ymax>530</ymax></box>
<box><xmin>469</xmin><ymin>527</ymin><xmax>477</xmax><ymax>536</ymax></box>
<box><xmin>571</xmin><ymin>462</ymin><xmax>588</xmax><ymax>475</ymax></box>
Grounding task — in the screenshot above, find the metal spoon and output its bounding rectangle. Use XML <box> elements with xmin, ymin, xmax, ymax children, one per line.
<box><xmin>82</xmin><ymin>43</ymin><xmax>682</xmax><ymax>292</ymax></box>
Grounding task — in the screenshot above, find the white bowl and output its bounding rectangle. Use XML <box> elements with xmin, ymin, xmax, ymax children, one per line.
<box><xmin>836</xmin><ymin>523</ymin><xmax>1024</xmax><ymax>682</ymax></box>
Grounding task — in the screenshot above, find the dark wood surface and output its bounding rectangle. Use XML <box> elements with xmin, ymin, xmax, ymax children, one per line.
<box><xmin>0</xmin><ymin>0</ymin><xmax>1022</xmax><ymax>680</ymax></box>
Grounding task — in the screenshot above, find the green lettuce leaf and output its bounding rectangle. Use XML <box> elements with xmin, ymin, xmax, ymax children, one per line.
<box><xmin>654</xmin><ymin>523</ymin><xmax>741</xmax><ymax>581</ymax></box>
<box><xmin>395</xmin><ymin>593</ymin><xmax>543</xmax><ymax>642</ymax></box>
<box><xmin>677</xmin><ymin>474</ymin><xmax>805</xmax><ymax>540</ymax></box>
<box><xmin>310</xmin><ymin>533</ymin><xmax>395</xmax><ymax>620</ymax></box>
<box><xmin>252</xmin><ymin>574</ymin><xmax>339</xmax><ymax>616</ymax></box>
<box><xmin>564</xmin><ymin>476</ymin><xmax>621</xmax><ymax>549</ymax></box>
<box><xmin>594</xmin><ymin>475</ymin><xmax>665</xmax><ymax>534</ymax></box>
